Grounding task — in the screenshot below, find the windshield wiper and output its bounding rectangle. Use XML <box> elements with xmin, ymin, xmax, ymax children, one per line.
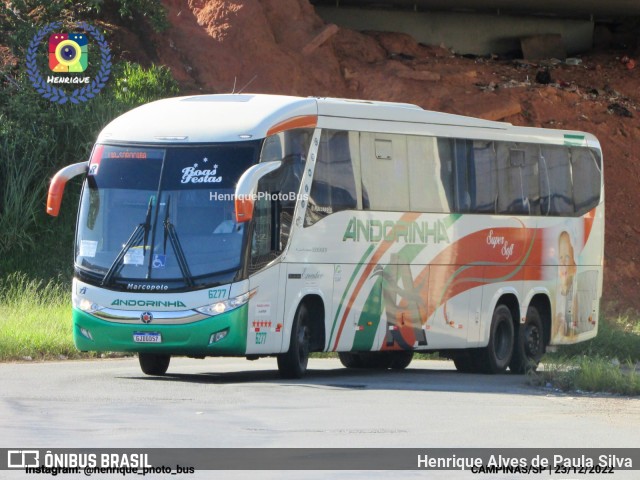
<box><xmin>161</xmin><ymin>195</ymin><xmax>195</xmax><ymax>287</ymax></box>
<box><xmin>101</xmin><ymin>197</ymin><xmax>153</xmax><ymax>286</ymax></box>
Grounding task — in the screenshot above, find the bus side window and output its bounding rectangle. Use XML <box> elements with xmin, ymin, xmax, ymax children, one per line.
<box><xmin>249</xmin><ymin>183</ymin><xmax>277</xmax><ymax>273</ymax></box>
<box><xmin>360</xmin><ymin>133</ymin><xmax>410</xmax><ymax>212</ymax></box>
<box><xmin>452</xmin><ymin>139</ymin><xmax>473</xmax><ymax>212</ymax></box>
<box><xmin>522</xmin><ymin>144</ymin><xmax>541</xmax><ymax>215</ymax></box>
<box><xmin>408</xmin><ymin>136</ymin><xmax>453</xmax><ymax>213</ymax></box>
<box><xmin>305</xmin><ymin>130</ymin><xmax>358</xmax><ymax>226</ymax></box>
<box><xmin>496</xmin><ymin>143</ymin><xmax>528</xmax><ymax>215</ymax></box>
<box><xmin>436</xmin><ymin>138</ymin><xmax>456</xmax><ymax>212</ymax></box>
<box><xmin>471</xmin><ymin>140</ymin><xmax>498</xmax><ymax>214</ymax></box>
<box><xmin>496</xmin><ymin>143</ymin><xmax>542</xmax><ymax>216</ymax></box>
<box><xmin>571</xmin><ymin>147</ymin><xmax>602</xmax><ymax>215</ymax></box>
<box><xmin>541</xmin><ymin>145</ymin><xmax>574</xmax><ymax>215</ymax></box>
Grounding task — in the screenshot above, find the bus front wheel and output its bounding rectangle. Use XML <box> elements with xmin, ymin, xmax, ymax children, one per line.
<box><xmin>477</xmin><ymin>304</ymin><xmax>514</xmax><ymax>374</ymax></box>
<box><xmin>138</xmin><ymin>353</ymin><xmax>171</xmax><ymax>376</ymax></box>
<box><xmin>453</xmin><ymin>350</ymin><xmax>479</xmax><ymax>373</ymax></box>
<box><xmin>509</xmin><ymin>305</ymin><xmax>544</xmax><ymax>374</ymax></box>
<box><xmin>277</xmin><ymin>304</ymin><xmax>311</xmax><ymax>379</ymax></box>
<box><xmin>339</xmin><ymin>351</ymin><xmax>413</xmax><ymax>370</ymax></box>
<box><xmin>338</xmin><ymin>352</ymin><xmax>364</xmax><ymax>368</ymax></box>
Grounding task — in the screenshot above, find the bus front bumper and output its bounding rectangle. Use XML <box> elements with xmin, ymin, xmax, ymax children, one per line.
<box><xmin>72</xmin><ymin>304</ymin><xmax>248</xmax><ymax>356</ymax></box>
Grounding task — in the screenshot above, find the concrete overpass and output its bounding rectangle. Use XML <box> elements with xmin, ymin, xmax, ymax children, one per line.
<box><xmin>312</xmin><ymin>0</ymin><xmax>640</xmax><ymax>55</ymax></box>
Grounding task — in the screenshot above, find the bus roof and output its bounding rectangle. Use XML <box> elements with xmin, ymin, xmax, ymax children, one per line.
<box><xmin>96</xmin><ymin>93</ymin><xmax>600</xmax><ymax>149</ymax></box>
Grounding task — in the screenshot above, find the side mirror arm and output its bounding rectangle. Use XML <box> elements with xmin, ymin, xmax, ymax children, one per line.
<box><xmin>234</xmin><ymin>161</ymin><xmax>281</xmax><ymax>223</ymax></box>
<box><xmin>46</xmin><ymin>161</ymin><xmax>88</xmax><ymax>216</ymax></box>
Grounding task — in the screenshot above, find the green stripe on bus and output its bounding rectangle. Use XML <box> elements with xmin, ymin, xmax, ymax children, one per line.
<box><xmin>351</xmin><ymin>275</ymin><xmax>383</xmax><ymax>351</ymax></box>
<box><xmin>352</xmin><ymin>244</ymin><xmax>426</xmax><ymax>351</ymax></box>
<box><xmin>564</xmin><ymin>134</ymin><xmax>586</xmax><ymax>146</ymax></box>
<box><xmin>328</xmin><ymin>244</ymin><xmax>376</xmax><ymax>347</ymax></box>
<box><xmin>441</xmin><ymin>213</ymin><xmax>462</xmax><ymax>229</ymax></box>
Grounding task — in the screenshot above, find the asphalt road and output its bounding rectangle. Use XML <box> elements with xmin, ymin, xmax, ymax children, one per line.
<box><xmin>1</xmin><ymin>357</ymin><xmax>638</xmax><ymax>479</ymax></box>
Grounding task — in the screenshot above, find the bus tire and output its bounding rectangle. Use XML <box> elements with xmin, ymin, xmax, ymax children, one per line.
<box><xmin>359</xmin><ymin>352</ymin><xmax>393</xmax><ymax>369</ymax></box>
<box><xmin>138</xmin><ymin>353</ymin><xmax>170</xmax><ymax>376</ymax></box>
<box><xmin>452</xmin><ymin>350</ymin><xmax>479</xmax><ymax>373</ymax></box>
<box><xmin>477</xmin><ymin>304</ymin><xmax>514</xmax><ymax>374</ymax></box>
<box><xmin>389</xmin><ymin>351</ymin><xmax>414</xmax><ymax>370</ymax></box>
<box><xmin>338</xmin><ymin>352</ymin><xmax>365</xmax><ymax>368</ymax></box>
<box><xmin>277</xmin><ymin>304</ymin><xmax>311</xmax><ymax>379</ymax></box>
<box><xmin>509</xmin><ymin>305</ymin><xmax>544</xmax><ymax>374</ymax></box>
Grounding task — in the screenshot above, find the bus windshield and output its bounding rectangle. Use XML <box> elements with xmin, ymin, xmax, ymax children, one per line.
<box><xmin>75</xmin><ymin>142</ymin><xmax>261</xmax><ymax>289</ymax></box>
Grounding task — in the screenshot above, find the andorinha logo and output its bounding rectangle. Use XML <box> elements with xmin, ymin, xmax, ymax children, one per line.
<box><xmin>111</xmin><ymin>300</ymin><xmax>187</xmax><ymax>308</ymax></box>
<box><xmin>343</xmin><ymin>218</ymin><xmax>451</xmax><ymax>244</ymax></box>
<box><xmin>26</xmin><ymin>21</ymin><xmax>111</xmax><ymax>104</ymax></box>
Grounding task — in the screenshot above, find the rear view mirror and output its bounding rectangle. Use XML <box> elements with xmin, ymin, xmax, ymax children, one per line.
<box><xmin>234</xmin><ymin>162</ymin><xmax>282</xmax><ymax>223</ymax></box>
<box><xmin>46</xmin><ymin>161</ymin><xmax>88</xmax><ymax>216</ymax></box>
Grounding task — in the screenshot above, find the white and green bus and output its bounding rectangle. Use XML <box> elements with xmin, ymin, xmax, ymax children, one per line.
<box><xmin>48</xmin><ymin>94</ymin><xmax>604</xmax><ymax>377</ymax></box>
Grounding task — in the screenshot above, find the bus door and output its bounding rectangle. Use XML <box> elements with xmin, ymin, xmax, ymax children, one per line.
<box><xmin>246</xmin><ymin>134</ymin><xmax>308</xmax><ymax>354</ymax></box>
<box><xmin>246</xmin><ymin>192</ymin><xmax>285</xmax><ymax>355</ymax></box>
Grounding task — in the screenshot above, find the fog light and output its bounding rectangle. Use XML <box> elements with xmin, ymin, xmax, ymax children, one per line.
<box><xmin>209</xmin><ymin>329</ymin><xmax>229</xmax><ymax>344</ymax></box>
<box><xmin>80</xmin><ymin>327</ymin><xmax>93</xmax><ymax>340</ymax></box>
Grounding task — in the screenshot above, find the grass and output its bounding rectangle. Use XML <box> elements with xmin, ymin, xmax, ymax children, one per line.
<box><xmin>527</xmin><ymin>314</ymin><xmax>640</xmax><ymax>395</ymax></box>
<box><xmin>0</xmin><ymin>273</ymin><xmax>78</xmax><ymax>360</ymax></box>
<box><xmin>529</xmin><ymin>356</ymin><xmax>640</xmax><ymax>396</ymax></box>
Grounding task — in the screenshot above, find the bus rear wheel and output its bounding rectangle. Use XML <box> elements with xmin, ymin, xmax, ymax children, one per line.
<box><xmin>277</xmin><ymin>304</ymin><xmax>311</xmax><ymax>379</ymax></box>
<box><xmin>510</xmin><ymin>305</ymin><xmax>545</xmax><ymax>374</ymax></box>
<box><xmin>138</xmin><ymin>353</ymin><xmax>170</xmax><ymax>376</ymax></box>
<box><xmin>389</xmin><ymin>351</ymin><xmax>414</xmax><ymax>370</ymax></box>
<box><xmin>477</xmin><ymin>304</ymin><xmax>514</xmax><ymax>374</ymax></box>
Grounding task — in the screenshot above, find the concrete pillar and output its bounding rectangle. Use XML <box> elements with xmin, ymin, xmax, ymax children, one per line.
<box><xmin>315</xmin><ymin>6</ymin><xmax>594</xmax><ymax>56</ymax></box>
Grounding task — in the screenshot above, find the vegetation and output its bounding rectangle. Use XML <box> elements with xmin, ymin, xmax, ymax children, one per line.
<box><xmin>528</xmin><ymin>317</ymin><xmax>640</xmax><ymax>395</ymax></box>
<box><xmin>0</xmin><ymin>1</ymin><xmax>177</xmax><ymax>357</ymax></box>
<box><xmin>0</xmin><ymin>0</ymin><xmax>177</xmax><ymax>254</ymax></box>
<box><xmin>0</xmin><ymin>61</ymin><xmax>178</xmax><ymax>250</ymax></box>
<box><xmin>1</xmin><ymin>0</ymin><xmax>168</xmax><ymax>39</ymax></box>
<box><xmin>530</xmin><ymin>356</ymin><xmax>640</xmax><ymax>396</ymax></box>
<box><xmin>0</xmin><ymin>61</ymin><xmax>178</xmax><ymax>355</ymax></box>
<box><xmin>0</xmin><ymin>273</ymin><xmax>75</xmax><ymax>360</ymax></box>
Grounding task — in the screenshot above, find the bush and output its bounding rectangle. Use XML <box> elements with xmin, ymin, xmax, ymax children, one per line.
<box><xmin>112</xmin><ymin>62</ymin><xmax>180</xmax><ymax>107</ymax></box>
<box><xmin>0</xmin><ymin>63</ymin><xmax>179</xmax><ymax>258</ymax></box>
<box><xmin>530</xmin><ymin>356</ymin><xmax>640</xmax><ymax>396</ymax></box>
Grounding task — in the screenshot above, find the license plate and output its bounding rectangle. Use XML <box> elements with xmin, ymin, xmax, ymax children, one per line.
<box><xmin>133</xmin><ymin>332</ymin><xmax>162</xmax><ymax>343</ymax></box>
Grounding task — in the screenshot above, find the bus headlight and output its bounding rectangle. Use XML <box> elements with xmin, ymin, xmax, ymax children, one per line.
<box><xmin>196</xmin><ymin>289</ymin><xmax>256</xmax><ymax>316</ymax></box>
<box><xmin>72</xmin><ymin>293</ymin><xmax>103</xmax><ymax>313</ymax></box>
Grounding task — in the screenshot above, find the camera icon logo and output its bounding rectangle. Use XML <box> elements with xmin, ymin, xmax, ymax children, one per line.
<box><xmin>49</xmin><ymin>33</ymin><xmax>88</xmax><ymax>72</ymax></box>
